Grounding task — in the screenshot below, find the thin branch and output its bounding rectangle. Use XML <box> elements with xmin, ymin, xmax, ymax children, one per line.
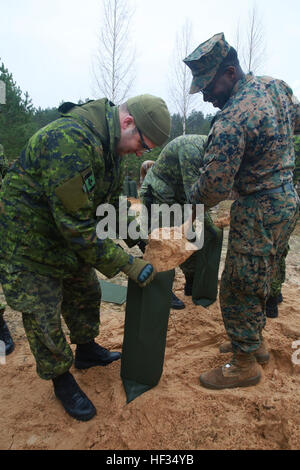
<box><xmin>168</xmin><ymin>19</ymin><xmax>197</xmax><ymax>134</ymax></box>
<box><xmin>92</xmin><ymin>0</ymin><xmax>136</xmax><ymax>104</ymax></box>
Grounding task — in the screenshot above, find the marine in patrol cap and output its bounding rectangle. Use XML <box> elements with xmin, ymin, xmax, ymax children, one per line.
<box><xmin>127</xmin><ymin>94</ymin><xmax>171</xmax><ymax>146</ymax></box>
<box><xmin>183</xmin><ymin>32</ymin><xmax>231</xmax><ymax>94</ymax></box>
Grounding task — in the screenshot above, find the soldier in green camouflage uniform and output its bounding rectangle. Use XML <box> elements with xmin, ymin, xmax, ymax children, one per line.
<box><xmin>0</xmin><ymin>95</ymin><xmax>171</xmax><ymax>421</ymax></box>
<box><xmin>140</xmin><ymin>134</ymin><xmax>223</xmax><ymax>309</ymax></box>
<box><xmin>184</xmin><ymin>33</ymin><xmax>300</xmax><ymax>389</ymax></box>
<box><xmin>0</xmin><ymin>143</ymin><xmax>14</xmax><ymax>355</ymax></box>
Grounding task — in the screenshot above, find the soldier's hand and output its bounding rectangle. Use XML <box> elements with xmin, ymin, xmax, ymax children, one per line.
<box><xmin>121</xmin><ymin>255</ymin><xmax>156</xmax><ymax>287</ymax></box>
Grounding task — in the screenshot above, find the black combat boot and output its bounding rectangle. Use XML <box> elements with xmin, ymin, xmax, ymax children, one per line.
<box><xmin>266</xmin><ymin>295</ymin><xmax>279</xmax><ymax>318</ymax></box>
<box><xmin>171</xmin><ymin>291</ymin><xmax>185</xmax><ymax>309</ymax></box>
<box><xmin>277</xmin><ymin>293</ymin><xmax>283</xmax><ymax>304</ymax></box>
<box><xmin>75</xmin><ymin>340</ymin><xmax>121</xmax><ymax>370</ymax></box>
<box><xmin>0</xmin><ymin>316</ymin><xmax>14</xmax><ymax>356</ymax></box>
<box><xmin>52</xmin><ymin>371</ymin><xmax>96</xmax><ymax>421</ymax></box>
<box><xmin>184</xmin><ymin>276</ymin><xmax>194</xmax><ymax>296</ymax></box>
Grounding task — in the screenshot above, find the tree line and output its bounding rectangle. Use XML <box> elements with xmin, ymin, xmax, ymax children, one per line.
<box><xmin>0</xmin><ymin>60</ymin><xmax>299</xmax><ymax>186</ymax></box>
<box><xmin>0</xmin><ymin>60</ymin><xmax>214</xmax><ymax>181</ymax></box>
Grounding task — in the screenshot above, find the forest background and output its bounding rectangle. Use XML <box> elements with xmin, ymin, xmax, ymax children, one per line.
<box><xmin>0</xmin><ymin>61</ymin><xmax>299</xmax><ymax>185</ymax></box>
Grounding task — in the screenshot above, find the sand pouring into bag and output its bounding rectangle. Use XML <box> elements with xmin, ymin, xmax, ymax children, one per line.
<box><xmin>127</xmin><ymin>196</ymin><xmax>231</xmax><ymax>273</ymax></box>
<box><xmin>143</xmin><ymin>218</ymin><xmax>200</xmax><ymax>272</ymax></box>
<box><xmin>143</xmin><ymin>213</ymin><xmax>230</xmax><ymax>272</ymax></box>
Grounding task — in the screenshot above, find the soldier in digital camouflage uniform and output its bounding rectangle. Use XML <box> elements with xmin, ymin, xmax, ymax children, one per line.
<box><xmin>266</xmin><ymin>158</ymin><xmax>300</xmax><ymax>317</ymax></box>
<box><xmin>139</xmin><ymin>134</ymin><xmax>223</xmax><ymax>309</ymax></box>
<box><xmin>0</xmin><ymin>95</ymin><xmax>171</xmax><ymax>421</ymax></box>
<box><xmin>0</xmin><ymin>143</ymin><xmax>14</xmax><ymax>356</ymax></box>
<box><xmin>184</xmin><ymin>33</ymin><xmax>300</xmax><ymax>389</ymax></box>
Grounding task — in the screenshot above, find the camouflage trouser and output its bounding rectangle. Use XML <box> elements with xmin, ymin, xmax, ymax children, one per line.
<box><xmin>0</xmin><ymin>301</ymin><xmax>5</xmax><ymax>326</ymax></box>
<box><xmin>269</xmin><ymin>244</ymin><xmax>289</xmax><ymax>297</ymax></box>
<box><xmin>1</xmin><ymin>263</ymin><xmax>101</xmax><ymax>379</ymax></box>
<box><xmin>220</xmin><ymin>187</ymin><xmax>299</xmax><ymax>353</ymax></box>
<box><xmin>0</xmin><ymin>284</ymin><xmax>6</xmax><ymax>320</ymax></box>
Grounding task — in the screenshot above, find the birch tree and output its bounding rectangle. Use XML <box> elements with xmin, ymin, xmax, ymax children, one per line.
<box><xmin>93</xmin><ymin>0</ymin><xmax>136</xmax><ymax>104</ymax></box>
<box><xmin>242</xmin><ymin>3</ymin><xmax>266</xmax><ymax>74</ymax></box>
<box><xmin>168</xmin><ymin>20</ymin><xmax>197</xmax><ymax>135</ymax></box>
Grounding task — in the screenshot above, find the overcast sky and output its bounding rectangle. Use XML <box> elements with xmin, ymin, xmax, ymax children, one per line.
<box><xmin>1</xmin><ymin>0</ymin><xmax>300</xmax><ymax>115</ymax></box>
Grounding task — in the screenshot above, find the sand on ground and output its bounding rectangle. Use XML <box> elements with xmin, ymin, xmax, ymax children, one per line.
<box><xmin>0</xmin><ymin>201</ymin><xmax>299</xmax><ymax>450</ymax></box>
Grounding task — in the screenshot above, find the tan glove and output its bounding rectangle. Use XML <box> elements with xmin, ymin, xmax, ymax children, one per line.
<box><xmin>121</xmin><ymin>255</ymin><xmax>156</xmax><ymax>287</ymax></box>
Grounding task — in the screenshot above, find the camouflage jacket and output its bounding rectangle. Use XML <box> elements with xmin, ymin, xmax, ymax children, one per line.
<box><xmin>0</xmin><ymin>99</ymin><xmax>131</xmax><ymax>279</ymax></box>
<box><xmin>0</xmin><ymin>145</ymin><xmax>9</xmax><ymax>187</ymax></box>
<box><xmin>189</xmin><ymin>73</ymin><xmax>300</xmax><ymax>208</ymax></box>
<box><xmin>140</xmin><ymin>134</ymin><xmax>207</xmax><ymax>205</ymax></box>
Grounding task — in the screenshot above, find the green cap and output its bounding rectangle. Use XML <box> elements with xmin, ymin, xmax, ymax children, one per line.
<box><xmin>127</xmin><ymin>94</ymin><xmax>171</xmax><ymax>146</ymax></box>
<box><xmin>183</xmin><ymin>32</ymin><xmax>231</xmax><ymax>94</ymax></box>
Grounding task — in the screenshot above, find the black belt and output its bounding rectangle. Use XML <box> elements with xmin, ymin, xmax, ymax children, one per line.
<box><xmin>252</xmin><ymin>182</ymin><xmax>294</xmax><ymax>197</ymax></box>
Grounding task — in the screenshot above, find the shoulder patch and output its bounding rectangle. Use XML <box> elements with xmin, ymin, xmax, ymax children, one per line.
<box><xmin>55</xmin><ymin>168</ymin><xmax>95</xmax><ymax>212</ymax></box>
<box><xmin>81</xmin><ymin>167</ymin><xmax>96</xmax><ymax>194</ymax></box>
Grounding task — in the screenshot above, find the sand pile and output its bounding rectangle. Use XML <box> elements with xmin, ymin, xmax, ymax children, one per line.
<box><xmin>128</xmin><ymin>198</ymin><xmax>230</xmax><ymax>272</ymax></box>
<box><xmin>143</xmin><ymin>225</ymin><xmax>198</xmax><ymax>272</ymax></box>
<box><xmin>0</xmin><ymin>202</ymin><xmax>299</xmax><ymax>450</ymax></box>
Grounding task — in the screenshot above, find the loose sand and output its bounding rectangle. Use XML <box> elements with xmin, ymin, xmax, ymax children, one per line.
<box><xmin>0</xmin><ymin>201</ymin><xmax>299</xmax><ymax>450</ymax></box>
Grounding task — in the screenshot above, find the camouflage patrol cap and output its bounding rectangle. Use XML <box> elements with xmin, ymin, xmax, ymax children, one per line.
<box><xmin>183</xmin><ymin>32</ymin><xmax>231</xmax><ymax>94</ymax></box>
<box><xmin>127</xmin><ymin>94</ymin><xmax>171</xmax><ymax>146</ymax></box>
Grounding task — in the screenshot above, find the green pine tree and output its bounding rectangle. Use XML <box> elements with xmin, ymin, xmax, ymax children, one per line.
<box><xmin>0</xmin><ymin>61</ymin><xmax>35</xmax><ymax>160</ymax></box>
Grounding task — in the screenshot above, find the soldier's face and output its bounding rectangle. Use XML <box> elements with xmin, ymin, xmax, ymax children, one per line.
<box><xmin>117</xmin><ymin>117</ymin><xmax>155</xmax><ymax>157</ymax></box>
<box><xmin>202</xmin><ymin>68</ymin><xmax>236</xmax><ymax>109</ymax></box>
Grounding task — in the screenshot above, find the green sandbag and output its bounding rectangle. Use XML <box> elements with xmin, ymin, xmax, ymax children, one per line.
<box><xmin>121</xmin><ymin>270</ymin><xmax>175</xmax><ymax>403</ymax></box>
<box><xmin>99</xmin><ymin>280</ymin><xmax>127</xmax><ymax>305</ymax></box>
<box><xmin>192</xmin><ymin>229</ymin><xmax>223</xmax><ymax>307</ymax></box>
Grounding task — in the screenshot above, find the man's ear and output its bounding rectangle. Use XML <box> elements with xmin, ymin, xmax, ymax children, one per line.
<box><xmin>120</xmin><ymin>114</ymin><xmax>135</xmax><ymax>130</ymax></box>
<box><xmin>225</xmin><ymin>66</ymin><xmax>237</xmax><ymax>82</ymax></box>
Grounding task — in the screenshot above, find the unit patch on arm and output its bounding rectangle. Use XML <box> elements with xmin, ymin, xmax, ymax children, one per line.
<box><xmin>55</xmin><ymin>167</ymin><xmax>95</xmax><ymax>212</ymax></box>
<box><xmin>82</xmin><ymin>167</ymin><xmax>96</xmax><ymax>195</ymax></box>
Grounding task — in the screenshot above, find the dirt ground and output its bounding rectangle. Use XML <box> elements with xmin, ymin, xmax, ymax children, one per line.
<box><xmin>0</xmin><ymin>201</ymin><xmax>300</xmax><ymax>450</ymax></box>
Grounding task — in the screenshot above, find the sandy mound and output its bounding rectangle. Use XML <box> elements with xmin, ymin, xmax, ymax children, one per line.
<box><xmin>0</xmin><ymin>202</ymin><xmax>299</xmax><ymax>450</ymax></box>
<box><xmin>143</xmin><ymin>225</ymin><xmax>198</xmax><ymax>272</ymax></box>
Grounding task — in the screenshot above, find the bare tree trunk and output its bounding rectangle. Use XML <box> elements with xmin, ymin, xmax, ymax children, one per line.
<box><xmin>234</xmin><ymin>20</ymin><xmax>241</xmax><ymax>56</ymax></box>
<box><xmin>92</xmin><ymin>0</ymin><xmax>136</xmax><ymax>104</ymax></box>
<box><xmin>243</xmin><ymin>3</ymin><xmax>266</xmax><ymax>74</ymax></box>
<box><xmin>169</xmin><ymin>20</ymin><xmax>197</xmax><ymax>135</ymax></box>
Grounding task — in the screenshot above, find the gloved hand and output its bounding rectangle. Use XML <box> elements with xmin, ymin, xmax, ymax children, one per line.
<box><xmin>121</xmin><ymin>255</ymin><xmax>156</xmax><ymax>287</ymax></box>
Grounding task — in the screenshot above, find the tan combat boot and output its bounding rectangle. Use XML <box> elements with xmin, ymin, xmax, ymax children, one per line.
<box><xmin>219</xmin><ymin>339</ymin><xmax>270</xmax><ymax>365</ymax></box>
<box><xmin>199</xmin><ymin>351</ymin><xmax>261</xmax><ymax>390</ymax></box>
